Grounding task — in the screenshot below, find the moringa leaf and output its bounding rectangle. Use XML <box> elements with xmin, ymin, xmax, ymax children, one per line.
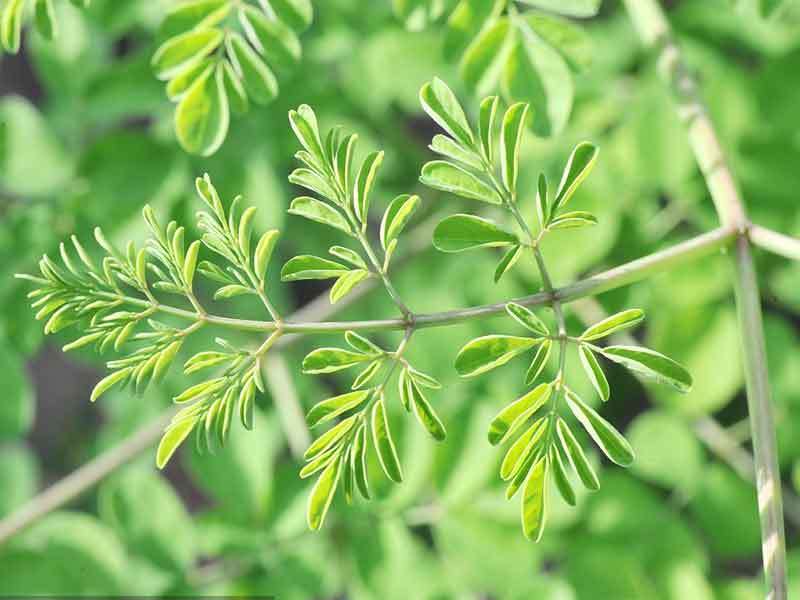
<box><xmin>460</xmin><ymin>17</ymin><xmax>516</xmax><ymax>98</ymax></box>
<box><xmin>550</xmin><ymin>446</ymin><xmax>576</xmax><ymax>506</ymax></box>
<box><xmin>253</xmin><ymin>229</ymin><xmax>280</xmax><ymax>281</ymax></box>
<box><xmin>409</xmin><ymin>380</ymin><xmax>447</xmax><ymax>441</ymax></box>
<box><xmin>500</xmin><ymin>102</ymin><xmax>530</xmax><ymax>194</ymax></box>
<box><xmin>419</xmin><ymin>77</ymin><xmax>474</xmax><ymax>148</ymax></box>
<box><xmin>302</xmin><ymin>347</ymin><xmax>371</xmax><ymax>374</ymax></box>
<box><xmin>1</xmin><ymin>0</ymin><xmax>25</xmax><ymax>52</ymax></box>
<box><xmin>156</xmin><ymin>417</ymin><xmax>198</xmax><ymax>469</ymax></box>
<box><xmin>580</xmin><ymin>309</ymin><xmax>644</xmax><ymax>341</ymax></box>
<box><xmin>288</xmin><ymin>198</ymin><xmax>350</xmax><ymax>237</ymax></box>
<box><xmin>548</xmin><ymin>211</ymin><xmax>597</xmax><ymax>230</ymax></box>
<box><xmin>353</xmin><ymin>151</ymin><xmax>384</xmax><ymax>224</ymax></box>
<box><xmin>329</xmin><ymin>246</ymin><xmax>366</xmax><ymax>269</ymax></box>
<box><xmin>345</xmin><ymin>331</ymin><xmax>383</xmax><ymax>355</ymax></box>
<box><xmin>239</xmin><ymin>5</ymin><xmax>301</xmax><ymax>71</ymax></box>
<box><xmin>174</xmin><ymin>64</ymin><xmax>230</xmax><ymax>156</ymax></box>
<box><xmin>565</xmin><ymin>389</ymin><xmax>634</xmax><ymax>467</ymax></box>
<box><xmin>494</xmin><ymin>244</ymin><xmax>523</xmax><ymax>283</ymax></box>
<box><xmin>307</xmin><ymin>454</ymin><xmax>341</xmax><ymax>530</ymax></box>
<box><xmin>600</xmin><ymin>345</ymin><xmax>693</xmax><ymax>393</ymax></box>
<box><xmin>500</xmin><ymin>418</ymin><xmax>546</xmax><ymax>480</ymax></box>
<box><xmin>371</xmin><ymin>397</ymin><xmax>403</xmax><ymax>483</ymax></box>
<box><xmin>306</xmin><ymin>390</ymin><xmax>370</xmax><ymax>428</ymax></box>
<box><xmin>429</xmin><ymin>134</ymin><xmax>483</xmax><ymax>170</ymax></box>
<box><xmin>152</xmin><ymin>28</ymin><xmax>223</xmax><ymax>81</ymax></box>
<box><xmin>506</xmin><ymin>302</ymin><xmax>549</xmax><ymax>336</ymax></box>
<box><xmin>455</xmin><ymin>334</ymin><xmax>538</xmax><ymax>377</ymax></box>
<box><xmin>330</xmin><ymin>269</ymin><xmax>369</xmax><ymax>304</ymax></box>
<box><xmin>380</xmin><ymin>194</ymin><xmax>420</xmax><ymax>251</ymax></box>
<box><xmin>525</xmin><ymin>338</ymin><xmax>552</xmax><ymax>385</ymax></box>
<box><xmin>420</xmin><ymin>160</ymin><xmax>501</xmax><ymax>204</ymax></box>
<box><xmin>281</xmin><ymin>255</ymin><xmax>349</xmax><ymax>281</ymax></box>
<box><xmin>579</xmin><ymin>344</ymin><xmax>609</xmax><ymax>402</ymax></box>
<box><xmin>557</xmin><ymin>418</ymin><xmax>599</xmax><ymax>490</ymax></box>
<box><xmin>478</xmin><ymin>95</ymin><xmax>499</xmax><ymax>164</ymax></box>
<box><xmin>488</xmin><ymin>382</ymin><xmax>551</xmax><ymax>445</ymax></box>
<box><xmin>34</xmin><ymin>0</ymin><xmax>56</xmax><ymax>40</ymax></box>
<box><xmin>433</xmin><ymin>214</ymin><xmax>518</xmax><ymax>252</ymax></box>
<box><xmin>226</xmin><ymin>32</ymin><xmax>278</xmax><ymax>105</ymax></box>
<box><xmin>553</xmin><ymin>141</ymin><xmax>598</xmax><ymax>211</ymax></box>
<box><xmin>521</xmin><ymin>455</ymin><xmax>548</xmax><ymax>541</ymax></box>
<box><xmin>304</xmin><ymin>414</ymin><xmax>357</xmax><ymax>460</ymax></box>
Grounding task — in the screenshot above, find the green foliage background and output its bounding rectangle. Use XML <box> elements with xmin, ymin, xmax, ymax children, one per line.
<box><xmin>1</xmin><ymin>0</ymin><xmax>800</xmax><ymax>597</ymax></box>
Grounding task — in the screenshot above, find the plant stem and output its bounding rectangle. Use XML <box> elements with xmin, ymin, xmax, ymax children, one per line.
<box><xmin>749</xmin><ymin>224</ymin><xmax>800</xmax><ymax>262</ymax></box>
<box><xmin>87</xmin><ymin>225</ymin><xmax>738</xmax><ymax>335</ymax></box>
<box><xmin>623</xmin><ymin>1</ymin><xmax>786</xmax><ymax>596</ymax></box>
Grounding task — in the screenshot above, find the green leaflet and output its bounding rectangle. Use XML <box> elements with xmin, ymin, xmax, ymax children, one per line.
<box><xmin>553</xmin><ymin>141</ymin><xmax>598</xmax><ymax>211</ymax></box>
<box><xmin>353</xmin><ymin>151</ymin><xmax>384</xmax><ymax>224</ymax></box>
<box><xmin>289</xmin><ymin>104</ymin><xmax>325</xmax><ymax>164</ymax></box>
<box><xmin>430</xmin><ymin>134</ymin><xmax>483</xmax><ymax>170</ymax></box>
<box><xmin>152</xmin><ymin>28</ymin><xmax>223</xmax><ymax>81</ymax></box>
<box><xmin>500</xmin><ymin>102</ymin><xmax>530</xmax><ymax>194</ymax></box>
<box><xmin>221</xmin><ymin>59</ymin><xmax>248</xmax><ymax>114</ymax></box>
<box><xmin>455</xmin><ymin>335</ymin><xmax>539</xmax><ymax>377</ymax></box>
<box><xmin>488</xmin><ymin>382</ymin><xmax>551</xmax><ymax>446</ymax></box>
<box><xmin>506</xmin><ymin>302</ymin><xmax>549</xmax><ymax>336</ymax></box>
<box><xmin>478</xmin><ymin>95</ymin><xmax>499</xmax><ymax>164</ymax></box>
<box><xmin>433</xmin><ymin>214</ymin><xmax>518</xmax><ymax>252</ymax></box>
<box><xmin>556</xmin><ymin>418</ymin><xmax>599</xmax><ymax>491</ymax></box>
<box><xmin>34</xmin><ymin>0</ymin><xmax>56</xmax><ymax>40</ymax></box>
<box><xmin>288</xmin><ymin>169</ymin><xmax>338</xmax><ymax>202</ymax></box>
<box><xmin>304</xmin><ymin>414</ymin><xmax>358</xmax><ymax>460</ymax></box>
<box><xmin>461</xmin><ymin>17</ymin><xmax>516</xmax><ymax>98</ymax></box>
<box><xmin>345</xmin><ymin>331</ymin><xmax>383</xmax><ymax>355</ymax></box>
<box><xmin>281</xmin><ymin>255</ymin><xmax>349</xmax><ymax>281</ymax></box>
<box><xmin>500</xmin><ymin>417</ymin><xmax>546</xmax><ymax>481</ymax></box>
<box><xmin>226</xmin><ymin>32</ymin><xmax>278</xmax><ymax>105</ymax></box>
<box><xmin>503</xmin><ymin>17</ymin><xmax>573</xmax><ymax>137</ymax></box>
<box><xmin>1</xmin><ymin>0</ymin><xmax>25</xmax><ymax>53</ymax></box>
<box><xmin>600</xmin><ymin>345</ymin><xmax>693</xmax><ymax>393</ymax></box>
<box><xmin>302</xmin><ymin>347</ymin><xmax>371</xmax><ymax>374</ymax></box>
<box><xmin>419</xmin><ymin>77</ymin><xmax>474</xmax><ymax>148</ymax></box>
<box><xmin>90</xmin><ymin>368</ymin><xmax>132</xmax><ymax>403</ymax></box>
<box><xmin>536</xmin><ymin>173</ymin><xmax>549</xmax><ymax>227</ymax></box>
<box><xmin>289</xmin><ymin>196</ymin><xmax>353</xmax><ymax>235</ymax></box>
<box><xmin>371</xmin><ymin>397</ymin><xmax>403</xmax><ymax>483</ymax></box>
<box><xmin>380</xmin><ymin>194</ymin><xmax>420</xmax><ymax>251</ymax></box>
<box><xmin>525</xmin><ymin>339</ymin><xmax>552</xmax><ymax>385</ymax></box>
<box><xmin>330</xmin><ymin>269</ymin><xmax>369</xmax><ymax>304</ymax></box>
<box><xmin>156</xmin><ymin>417</ymin><xmax>199</xmax><ymax>469</ymax></box>
<box><xmin>521</xmin><ymin>455</ymin><xmax>548</xmax><ymax>541</ymax></box>
<box><xmin>329</xmin><ymin>246</ymin><xmax>366</xmax><ymax>269</ymax></box>
<box><xmin>494</xmin><ymin>245</ymin><xmax>523</xmax><ymax>283</ymax></box>
<box><xmin>580</xmin><ymin>309</ymin><xmax>645</xmax><ymax>341</ymax></box>
<box><xmin>420</xmin><ymin>160</ymin><xmax>501</xmax><ymax>204</ymax></box>
<box><xmin>564</xmin><ymin>389</ymin><xmax>634</xmax><ymax>467</ymax></box>
<box><xmin>409</xmin><ymin>380</ymin><xmax>447</xmax><ymax>441</ymax></box>
<box><xmin>174</xmin><ymin>64</ymin><xmax>230</xmax><ymax>157</ymax></box>
<box><xmin>307</xmin><ymin>454</ymin><xmax>341</xmax><ymax>530</ymax></box>
<box><xmin>352</xmin><ymin>423</ymin><xmax>370</xmax><ymax>499</ymax></box>
<box><xmin>253</xmin><ymin>229</ymin><xmax>280</xmax><ymax>281</ymax></box>
<box><xmin>239</xmin><ymin>5</ymin><xmax>301</xmax><ymax>72</ymax></box>
<box><xmin>548</xmin><ymin>211</ymin><xmax>597</xmax><ymax>230</ymax></box>
<box><xmin>579</xmin><ymin>344</ymin><xmax>609</xmax><ymax>402</ymax></box>
<box><xmin>306</xmin><ymin>390</ymin><xmax>370</xmax><ymax>428</ymax></box>
<box><xmin>268</xmin><ymin>0</ymin><xmax>313</xmax><ymax>32</ymax></box>
<box><xmin>550</xmin><ymin>446</ymin><xmax>576</xmax><ymax>506</ymax></box>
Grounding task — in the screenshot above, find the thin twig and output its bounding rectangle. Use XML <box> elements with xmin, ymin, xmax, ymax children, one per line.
<box><xmin>623</xmin><ymin>1</ymin><xmax>787</xmax><ymax>596</ymax></box>
<box><xmin>749</xmin><ymin>224</ymin><xmax>800</xmax><ymax>262</ymax></box>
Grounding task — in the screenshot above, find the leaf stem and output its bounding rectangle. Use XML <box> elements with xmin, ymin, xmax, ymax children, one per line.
<box><xmin>623</xmin><ymin>1</ymin><xmax>787</xmax><ymax>596</ymax></box>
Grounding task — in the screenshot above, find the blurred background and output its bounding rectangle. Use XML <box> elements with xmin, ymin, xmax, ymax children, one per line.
<box><xmin>1</xmin><ymin>0</ymin><xmax>800</xmax><ymax>597</ymax></box>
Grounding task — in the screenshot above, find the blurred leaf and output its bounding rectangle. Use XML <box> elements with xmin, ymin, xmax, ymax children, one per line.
<box><xmin>0</xmin><ymin>344</ymin><xmax>34</xmax><ymax>439</ymax></box>
<box><xmin>0</xmin><ymin>444</ymin><xmax>39</xmax><ymax>516</ymax></box>
<box><xmin>98</xmin><ymin>467</ymin><xmax>195</xmax><ymax>572</ymax></box>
